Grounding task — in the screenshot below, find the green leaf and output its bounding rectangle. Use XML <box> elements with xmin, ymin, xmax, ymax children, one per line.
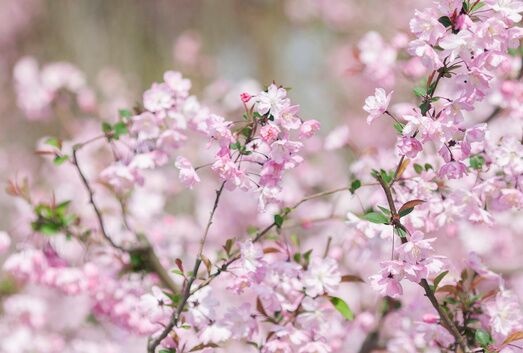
<box><xmin>102</xmin><ymin>122</ymin><xmax>112</xmax><ymax>134</ymax></box>
<box><xmin>413</xmin><ymin>163</ymin><xmax>424</xmax><ymax>174</ymax></box>
<box><xmin>394</xmin><ymin>227</ymin><xmax>407</xmax><ymax>238</ymax></box>
<box><xmin>36</xmin><ymin>222</ymin><xmax>61</xmax><ymax>235</ymax></box>
<box><xmin>329</xmin><ymin>296</ymin><xmax>354</xmax><ymax>320</ymax></box>
<box><xmin>53</xmin><ymin>155</ymin><xmax>69</xmax><ymax>165</ymax></box>
<box><xmin>112</xmin><ymin>122</ymin><xmax>128</xmax><ymax>139</ymax></box>
<box><xmin>469</xmin><ymin>154</ymin><xmax>485</xmax><ymax>170</ymax></box>
<box><xmin>424</xmin><ymin>163</ymin><xmax>433</xmax><ymax>171</ymax></box>
<box><xmin>377</xmin><ymin>206</ymin><xmax>391</xmax><ymax>215</ymax></box>
<box><xmin>419</xmin><ymin>101</ymin><xmax>431</xmax><ymax>116</ymax></box>
<box><xmin>475</xmin><ymin>329</ymin><xmax>492</xmax><ymax>347</ymax></box>
<box><xmin>118</xmin><ymin>109</ymin><xmax>132</xmax><ymax>119</ymax></box>
<box><xmin>274</xmin><ymin>214</ymin><xmax>284</xmax><ymax>229</ymax></box>
<box><xmin>393</xmin><ymin>122</ymin><xmax>405</xmax><ymax>135</ymax></box>
<box><xmin>45</xmin><ymin>137</ymin><xmax>62</xmax><ymax>149</ymax></box>
<box><xmin>398</xmin><ymin>207</ymin><xmax>414</xmax><ymax>218</ymax></box>
<box><xmin>438</xmin><ymin>16</ymin><xmax>453</xmax><ymax>28</ymax></box>
<box><xmin>349</xmin><ymin>179</ymin><xmax>361</xmax><ymax>194</ymax></box>
<box><xmin>433</xmin><ymin>270</ymin><xmax>449</xmax><ymax>291</ymax></box>
<box><xmin>462</xmin><ymin>1</ymin><xmax>469</xmax><ymax>13</ymax></box>
<box><xmin>380</xmin><ymin>169</ymin><xmax>394</xmax><ymax>184</ymax></box>
<box><xmin>230</xmin><ymin>142</ymin><xmax>241</xmax><ymax>150</ymax></box>
<box><xmin>413</xmin><ymin>86</ymin><xmax>427</xmax><ymax>98</ymax></box>
<box><xmin>362</xmin><ymin>212</ymin><xmax>389</xmax><ymax>224</ymax></box>
<box><xmin>303</xmin><ymin>249</ymin><xmax>312</xmax><ymax>264</ymax></box>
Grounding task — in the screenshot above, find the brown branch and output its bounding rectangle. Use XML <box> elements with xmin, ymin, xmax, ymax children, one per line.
<box><xmin>147</xmin><ymin>181</ymin><xmax>226</xmax><ymax>353</ymax></box>
<box><xmin>72</xmin><ymin>147</ymin><xmax>126</xmax><ymax>252</ymax></box>
<box><xmin>375</xmin><ymin>174</ymin><xmax>469</xmax><ymax>352</ymax></box>
<box><xmin>72</xmin><ymin>143</ymin><xmax>178</xmax><ymax>294</ymax></box>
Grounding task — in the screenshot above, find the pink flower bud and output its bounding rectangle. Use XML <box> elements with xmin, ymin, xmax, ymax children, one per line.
<box><xmin>422</xmin><ymin>313</ymin><xmax>439</xmax><ymax>324</ymax></box>
<box><xmin>240</xmin><ymin>92</ymin><xmax>252</xmax><ymax>103</ymax></box>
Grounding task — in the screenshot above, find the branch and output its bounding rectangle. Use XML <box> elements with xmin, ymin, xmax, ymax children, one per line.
<box><xmin>147</xmin><ymin>181</ymin><xmax>226</xmax><ymax>353</ymax></box>
<box><xmin>147</xmin><ymin>184</ymin><xmax>349</xmax><ymax>352</ymax></box>
<box><xmin>72</xmin><ymin>147</ymin><xmax>126</xmax><ymax>252</ymax></box>
<box><xmin>375</xmin><ymin>174</ymin><xmax>469</xmax><ymax>352</ymax></box>
<box><xmin>72</xmin><ymin>143</ymin><xmax>178</xmax><ymax>294</ymax></box>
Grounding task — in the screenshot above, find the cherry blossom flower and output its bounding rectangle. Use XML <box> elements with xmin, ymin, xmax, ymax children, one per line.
<box><xmin>302</xmin><ymin>256</ymin><xmax>341</xmax><ymax>297</ymax></box>
<box><xmin>363</xmin><ymin>88</ymin><xmax>393</xmax><ymax>124</ymax></box>
<box><xmin>174</xmin><ymin>156</ymin><xmax>200</xmax><ymax>189</ymax></box>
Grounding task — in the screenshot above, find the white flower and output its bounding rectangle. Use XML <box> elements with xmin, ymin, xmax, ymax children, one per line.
<box><xmin>302</xmin><ymin>256</ymin><xmax>341</xmax><ymax>297</ymax></box>
<box><xmin>255</xmin><ymin>84</ymin><xmax>290</xmax><ymax>119</ymax></box>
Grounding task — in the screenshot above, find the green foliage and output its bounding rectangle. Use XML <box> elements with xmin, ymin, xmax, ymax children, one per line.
<box><xmin>329</xmin><ymin>296</ymin><xmax>354</xmax><ymax>320</ymax></box>
<box><xmin>414</xmin><ymin>163</ymin><xmax>424</xmax><ymax>174</ymax></box>
<box><xmin>349</xmin><ymin>179</ymin><xmax>361</xmax><ymax>194</ymax></box>
<box><xmin>31</xmin><ymin>201</ymin><xmax>77</xmax><ymax>236</ymax></box>
<box><xmin>475</xmin><ymin>329</ymin><xmax>493</xmax><ymax>347</ymax></box>
<box><xmin>274</xmin><ymin>214</ymin><xmax>284</xmax><ymax>229</ymax></box>
<box><xmin>438</xmin><ymin>16</ymin><xmax>452</xmax><ymax>28</ymax></box>
<box><xmin>362</xmin><ymin>211</ymin><xmax>389</xmax><ymax>224</ymax></box>
<box><xmin>469</xmin><ymin>154</ymin><xmax>485</xmax><ymax>170</ymax></box>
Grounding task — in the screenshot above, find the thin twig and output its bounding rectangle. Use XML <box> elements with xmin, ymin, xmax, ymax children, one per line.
<box><xmin>147</xmin><ymin>181</ymin><xmax>226</xmax><ymax>353</ymax></box>
<box><xmin>72</xmin><ymin>147</ymin><xmax>126</xmax><ymax>252</ymax></box>
<box><xmin>72</xmin><ymin>142</ymin><xmax>178</xmax><ymax>294</ymax></box>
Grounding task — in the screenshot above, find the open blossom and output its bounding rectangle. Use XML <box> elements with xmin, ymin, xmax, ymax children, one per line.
<box><xmin>369</xmin><ymin>261</ymin><xmax>404</xmax><ymax>298</ymax></box>
<box><xmin>396</xmin><ymin>136</ymin><xmax>423</xmax><ymax>158</ymax></box>
<box><xmin>486</xmin><ymin>291</ymin><xmax>523</xmax><ymax>337</ymax></box>
<box><xmin>302</xmin><ymin>256</ymin><xmax>341</xmax><ymax>297</ymax></box>
<box><xmin>363</xmin><ymin>88</ymin><xmax>392</xmax><ymax>124</ymax></box>
<box><xmin>299</xmin><ymin>119</ymin><xmax>321</xmax><ymax>139</ymax></box>
<box><xmin>255</xmin><ymin>84</ymin><xmax>290</xmax><ymax>119</ymax></box>
<box><xmin>438</xmin><ymin>161</ymin><xmax>468</xmax><ymax>180</ymax></box>
<box><xmin>99</xmin><ymin>164</ymin><xmax>143</xmax><ymax>193</ymax></box>
<box><xmin>174</xmin><ymin>156</ymin><xmax>200</xmax><ymax>189</ymax></box>
<box><xmin>138</xmin><ymin>286</ymin><xmax>172</xmax><ymax>324</ymax></box>
<box><xmin>260</xmin><ymin>123</ymin><xmax>281</xmax><ymax>143</ymax></box>
<box><xmin>397</xmin><ymin>231</ymin><xmax>435</xmax><ymax>264</ymax></box>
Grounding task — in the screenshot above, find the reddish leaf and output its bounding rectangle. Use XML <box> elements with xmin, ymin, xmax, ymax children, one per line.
<box><xmin>175</xmin><ymin>258</ymin><xmax>184</xmax><ymax>273</ymax></box>
<box><xmin>263</xmin><ymin>247</ymin><xmax>280</xmax><ymax>254</ymax></box>
<box><xmin>398</xmin><ymin>199</ymin><xmax>425</xmax><ymax>214</ymax></box>
<box><xmin>341</xmin><ymin>274</ymin><xmax>364</xmax><ymax>283</ymax></box>
<box><xmin>436</xmin><ymin>284</ymin><xmax>456</xmax><ymax>294</ymax></box>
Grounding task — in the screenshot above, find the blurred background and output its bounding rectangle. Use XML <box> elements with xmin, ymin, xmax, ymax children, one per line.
<box><xmin>0</xmin><ymin>0</ymin><xmax>421</xmax><ymax>138</ymax></box>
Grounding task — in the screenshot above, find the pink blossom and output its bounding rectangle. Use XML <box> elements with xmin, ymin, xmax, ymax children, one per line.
<box><xmin>299</xmin><ymin>119</ymin><xmax>321</xmax><ymax>139</ymax></box>
<box><xmin>260</xmin><ymin>123</ymin><xmax>281</xmax><ymax>144</ymax></box>
<box><xmin>396</xmin><ymin>136</ymin><xmax>423</xmax><ymax>158</ymax></box>
<box><xmin>174</xmin><ymin>156</ymin><xmax>200</xmax><ymax>189</ymax></box>
<box><xmin>363</xmin><ymin>88</ymin><xmax>393</xmax><ymax>124</ymax></box>
<box><xmin>255</xmin><ymin>84</ymin><xmax>290</xmax><ymax>119</ymax></box>
<box><xmin>143</xmin><ymin>83</ymin><xmax>174</xmax><ymax>112</ymax></box>
<box><xmin>369</xmin><ymin>261</ymin><xmax>404</xmax><ymax>298</ymax></box>
<box><xmin>438</xmin><ymin>161</ymin><xmax>468</xmax><ymax>179</ymax></box>
<box><xmin>302</xmin><ymin>256</ymin><xmax>341</xmax><ymax>297</ymax></box>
